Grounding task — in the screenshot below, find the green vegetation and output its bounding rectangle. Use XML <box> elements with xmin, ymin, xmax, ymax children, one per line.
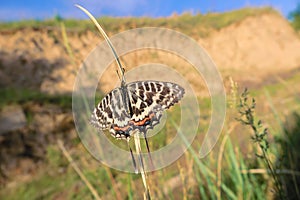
<box><xmin>0</xmin><ymin>87</ymin><xmax>72</xmax><ymax>109</ymax></box>
<box><xmin>236</xmin><ymin>89</ymin><xmax>284</xmax><ymax>198</ymax></box>
<box><xmin>289</xmin><ymin>3</ymin><xmax>300</xmax><ymax>31</ymax></box>
<box><xmin>0</xmin><ymin>7</ymin><xmax>276</xmax><ymax>37</ymax></box>
<box><xmin>1</xmin><ymin>73</ymin><xmax>299</xmax><ymax>199</ymax></box>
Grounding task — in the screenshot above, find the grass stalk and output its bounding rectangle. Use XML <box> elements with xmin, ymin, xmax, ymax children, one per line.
<box><xmin>288</xmin><ymin>152</ymin><xmax>300</xmax><ymax>199</ymax></box>
<box><xmin>57</xmin><ymin>139</ymin><xmax>102</xmax><ymax>200</ymax></box>
<box><xmin>237</xmin><ymin>88</ymin><xmax>285</xmax><ymax>199</ymax></box>
<box><xmin>127</xmin><ymin>174</ymin><xmax>134</xmax><ymax>200</ymax></box>
<box><xmin>264</xmin><ymin>88</ymin><xmax>285</xmax><ymax>135</ymax></box>
<box><xmin>60</xmin><ymin>22</ymin><xmax>76</xmax><ymax>67</ymax></box>
<box><xmin>133</xmin><ymin>131</ymin><xmax>151</xmax><ymax>200</ymax></box>
<box><xmin>240</xmin><ymin>168</ymin><xmax>300</xmax><ymax>176</ymax></box>
<box><xmin>171</xmin><ymin>120</ymin><xmax>237</xmax><ymax>199</ymax></box>
<box><xmin>177</xmin><ymin>162</ymin><xmax>187</xmax><ymax>200</ymax></box>
<box><xmin>103</xmin><ymin>167</ymin><xmax>123</xmax><ymax>200</ymax></box>
<box><xmin>217</xmin><ymin>133</ymin><xmax>229</xmax><ymax>200</ymax></box>
<box><xmin>217</xmin><ymin>122</ymin><xmax>239</xmax><ymax>200</ymax></box>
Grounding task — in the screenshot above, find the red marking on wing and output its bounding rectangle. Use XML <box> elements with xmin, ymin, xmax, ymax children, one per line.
<box><xmin>113</xmin><ymin>113</ymin><xmax>156</xmax><ymax>131</ymax></box>
<box><xmin>130</xmin><ymin>113</ymin><xmax>155</xmax><ymax>126</ymax></box>
<box><xmin>113</xmin><ymin>125</ymin><xmax>130</xmax><ymax>131</ymax></box>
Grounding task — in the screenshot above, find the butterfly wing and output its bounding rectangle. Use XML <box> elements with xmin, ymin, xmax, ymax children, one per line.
<box><xmin>127</xmin><ymin>81</ymin><xmax>185</xmax><ymax>132</ymax></box>
<box><xmin>90</xmin><ymin>87</ymin><xmax>132</xmax><ymax>138</ymax></box>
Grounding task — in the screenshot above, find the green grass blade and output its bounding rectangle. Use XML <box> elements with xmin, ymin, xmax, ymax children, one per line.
<box><xmin>171</xmin><ymin>120</ymin><xmax>237</xmax><ymax>200</ymax></box>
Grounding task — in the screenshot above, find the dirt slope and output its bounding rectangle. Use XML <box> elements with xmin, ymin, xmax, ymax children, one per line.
<box><xmin>0</xmin><ymin>11</ymin><xmax>300</xmax><ymax>94</ymax></box>
<box><xmin>200</xmin><ymin>12</ymin><xmax>300</xmax><ymax>83</ymax></box>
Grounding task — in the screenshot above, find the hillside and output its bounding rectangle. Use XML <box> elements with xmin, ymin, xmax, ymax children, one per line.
<box><xmin>0</xmin><ymin>7</ymin><xmax>299</xmax><ymax>95</ymax></box>
<box><xmin>201</xmin><ymin>12</ymin><xmax>300</xmax><ymax>82</ymax></box>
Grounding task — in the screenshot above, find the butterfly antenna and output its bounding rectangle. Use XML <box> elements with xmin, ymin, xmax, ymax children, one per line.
<box><xmin>116</xmin><ymin>69</ymin><xmax>121</xmax><ymax>81</ymax></box>
<box><xmin>75</xmin><ymin>4</ymin><xmax>126</xmax><ymax>84</ymax></box>
<box><xmin>143</xmin><ymin>132</ymin><xmax>155</xmax><ymax>171</ymax></box>
<box><xmin>127</xmin><ymin>140</ymin><xmax>138</xmax><ymax>174</ymax></box>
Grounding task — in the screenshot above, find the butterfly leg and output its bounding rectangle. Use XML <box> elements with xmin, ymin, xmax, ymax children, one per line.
<box><xmin>127</xmin><ymin>139</ymin><xmax>138</xmax><ymax>174</ymax></box>
<box><xmin>143</xmin><ymin>131</ymin><xmax>155</xmax><ymax>171</ymax></box>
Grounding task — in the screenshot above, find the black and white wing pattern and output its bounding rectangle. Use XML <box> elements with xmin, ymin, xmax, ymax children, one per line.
<box><xmin>127</xmin><ymin>81</ymin><xmax>184</xmax><ymax>132</ymax></box>
<box><xmin>90</xmin><ymin>80</ymin><xmax>185</xmax><ymax>140</ymax></box>
<box><xmin>90</xmin><ymin>87</ymin><xmax>133</xmax><ymax>137</ymax></box>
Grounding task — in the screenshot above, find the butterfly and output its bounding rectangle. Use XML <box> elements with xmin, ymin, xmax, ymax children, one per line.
<box><xmin>90</xmin><ymin>80</ymin><xmax>184</xmax><ymax>140</ymax></box>
<box><xmin>76</xmin><ymin>5</ymin><xmax>185</xmax><ymax>172</ymax></box>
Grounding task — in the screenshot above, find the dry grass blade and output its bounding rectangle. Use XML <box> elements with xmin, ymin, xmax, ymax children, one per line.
<box><xmin>217</xmin><ymin>122</ymin><xmax>238</xmax><ymax>200</ymax></box>
<box><xmin>217</xmin><ymin>134</ymin><xmax>229</xmax><ymax>200</ymax></box>
<box><xmin>60</xmin><ymin>22</ymin><xmax>76</xmax><ymax>67</ymax></box>
<box><xmin>57</xmin><ymin>139</ymin><xmax>102</xmax><ymax>200</ymax></box>
<box><xmin>103</xmin><ymin>166</ymin><xmax>123</xmax><ymax>200</ymax></box>
<box><xmin>240</xmin><ymin>168</ymin><xmax>300</xmax><ymax>176</ymax></box>
<box><xmin>134</xmin><ymin>131</ymin><xmax>151</xmax><ymax>200</ymax></box>
<box><xmin>75</xmin><ymin>4</ymin><xmax>125</xmax><ymax>79</ymax></box>
<box><xmin>177</xmin><ymin>162</ymin><xmax>187</xmax><ymax>200</ymax></box>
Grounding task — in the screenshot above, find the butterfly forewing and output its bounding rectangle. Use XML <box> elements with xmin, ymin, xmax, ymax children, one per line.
<box><xmin>91</xmin><ymin>80</ymin><xmax>185</xmax><ymax>140</ymax></box>
<box><xmin>127</xmin><ymin>81</ymin><xmax>184</xmax><ymax>130</ymax></box>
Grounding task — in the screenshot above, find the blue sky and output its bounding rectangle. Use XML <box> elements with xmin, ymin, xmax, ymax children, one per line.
<box><xmin>0</xmin><ymin>0</ymin><xmax>299</xmax><ymax>21</ymax></box>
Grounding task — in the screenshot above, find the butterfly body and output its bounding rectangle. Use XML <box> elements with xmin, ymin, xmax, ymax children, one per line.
<box><xmin>91</xmin><ymin>80</ymin><xmax>184</xmax><ymax>140</ymax></box>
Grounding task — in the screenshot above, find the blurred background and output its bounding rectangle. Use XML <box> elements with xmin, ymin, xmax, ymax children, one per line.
<box><xmin>1</xmin><ymin>1</ymin><xmax>300</xmax><ymax>199</ymax></box>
